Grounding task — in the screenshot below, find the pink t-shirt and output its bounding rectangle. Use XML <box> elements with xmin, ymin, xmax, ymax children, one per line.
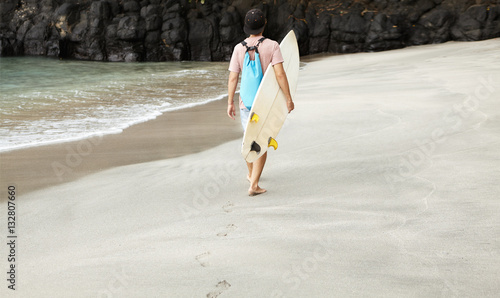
<box><xmin>228</xmin><ymin>36</ymin><xmax>284</xmax><ymax>110</ymax></box>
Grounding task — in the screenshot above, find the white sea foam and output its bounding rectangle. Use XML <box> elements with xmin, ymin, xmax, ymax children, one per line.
<box><xmin>0</xmin><ymin>96</ymin><xmax>228</xmax><ymax>152</ymax></box>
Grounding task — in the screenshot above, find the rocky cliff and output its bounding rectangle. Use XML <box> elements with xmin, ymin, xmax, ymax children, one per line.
<box><xmin>1</xmin><ymin>0</ymin><xmax>499</xmax><ymax>62</ymax></box>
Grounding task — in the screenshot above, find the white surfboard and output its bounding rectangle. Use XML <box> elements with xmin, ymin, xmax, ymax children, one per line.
<box><xmin>241</xmin><ymin>30</ymin><xmax>300</xmax><ymax>163</ymax></box>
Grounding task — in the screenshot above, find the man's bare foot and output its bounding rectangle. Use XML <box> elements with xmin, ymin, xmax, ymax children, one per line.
<box><xmin>248</xmin><ymin>186</ymin><xmax>267</xmax><ymax>196</ymax></box>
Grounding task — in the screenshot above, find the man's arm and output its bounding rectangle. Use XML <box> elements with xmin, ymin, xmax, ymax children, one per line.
<box><xmin>273</xmin><ymin>62</ymin><xmax>294</xmax><ymax>113</ymax></box>
<box><xmin>227</xmin><ymin>71</ymin><xmax>239</xmax><ymax>120</ymax></box>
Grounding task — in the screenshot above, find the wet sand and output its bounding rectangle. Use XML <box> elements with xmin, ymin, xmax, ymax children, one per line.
<box><xmin>0</xmin><ymin>98</ymin><xmax>241</xmax><ymax>197</ymax></box>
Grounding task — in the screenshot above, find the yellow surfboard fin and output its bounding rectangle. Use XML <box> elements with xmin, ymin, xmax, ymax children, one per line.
<box><xmin>250</xmin><ymin>112</ymin><xmax>259</xmax><ymax>123</ymax></box>
<box><xmin>268</xmin><ymin>137</ymin><xmax>278</xmax><ymax>150</ymax></box>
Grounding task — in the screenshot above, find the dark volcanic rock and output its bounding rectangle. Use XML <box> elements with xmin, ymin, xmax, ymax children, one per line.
<box><xmin>188</xmin><ymin>17</ymin><xmax>214</xmax><ymax>61</ymax></box>
<box><xmin>1</xmin><ymin>0</ymin><xmax>500</xmax><ymax>61</ymax></box>
<box><xmin>117</xmin><ymin>16</ymin><xmax>146</xmax><ymax>41</ymax></box>
<box><xmin>412</xmin><ymin>7</ymin><xmax>454</xmax><ymax>44</ymax></box>
<box><xmin>24</xmin><ymin>22</ymin><xmax>49</xmax><ymax>55</ymax></box>
<box><xmin>160</xmin><ymin>13</ymin><xmax>189</xmax><ymax>61</ymax></box>
<box><xmin>123</xmin><ymin>1</ymin><xmax>141</xmax><ymax>13</ymax></box>
<box><xmin>451</xmin><ymin>4</ymin><xmax>492</xmax><ymax>41</ymax></box>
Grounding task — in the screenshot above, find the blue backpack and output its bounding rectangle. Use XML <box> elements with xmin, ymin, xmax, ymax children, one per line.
<box><xmin>240</xmin><ymin>37</ymin><xmax>266</xmax><ymax>110</ymax></box>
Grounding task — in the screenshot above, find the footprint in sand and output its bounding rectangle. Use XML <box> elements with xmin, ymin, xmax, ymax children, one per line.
<box><xmin>207</xmin><ymin>280</ymin><xmax>231</xmax><ymax>298</ymax></box>
<box><xmin>222</xmin><ymin>201</ymin><xmax>234</xmax><ymax>213</ymax></box>
<box><xmin>195</xmin><ymin>251</ymin><xmax>211</xmax><ymax>267</ymax></box>
<box><xmin>217</xmin><ymin>224</ymin><xmax>237</xmax><ymax>237</ymax></box>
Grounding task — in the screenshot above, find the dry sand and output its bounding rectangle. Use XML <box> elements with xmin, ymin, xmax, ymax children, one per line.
<box><xmin>1</xmin><ymin>38</ymin><xmax>499</xmax><ymax>297</ymax></box>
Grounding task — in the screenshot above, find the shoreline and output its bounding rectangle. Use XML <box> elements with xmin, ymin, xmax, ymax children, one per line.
<box><xmin>0</xmin><ymin>97</ymin><xmax>241</xmax><ymax>196</ymax></box>
<box><xmin>0</xmin><ymin>93</ymin><xmax>229</xmax><ymax>154</ymax></box>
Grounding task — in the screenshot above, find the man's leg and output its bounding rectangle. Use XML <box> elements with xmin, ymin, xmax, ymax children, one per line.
<box><xmin>241</xmin><ymin>108</ymin><xmax>253</xmax><ymax>182</ymax></box>
<box><xmin>248</xmin><ymin>152</ymin><xmax>267</xmax><ymax>196</ymax></box>
<box><xmin>246</xmin><ymin>162</ymin><xmax>252</xmax><ymax>182</ymax></box>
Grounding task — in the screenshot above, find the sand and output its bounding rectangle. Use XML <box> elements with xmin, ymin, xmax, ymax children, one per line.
<box><xmin>1</xmin><ymin>38</ymin><xmax>499</xmax><ymax>297</ymax></box>
<box><xmin>0</xmin><ymin>99</ymin><xmax>241</xmax><ymax>196</ymax></box>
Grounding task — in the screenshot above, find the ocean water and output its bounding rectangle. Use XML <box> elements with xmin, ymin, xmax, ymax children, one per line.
<box><xmin>0</xmin><ymin>57</ymin><xmax>229</xmax><ymax>152</ymax></box>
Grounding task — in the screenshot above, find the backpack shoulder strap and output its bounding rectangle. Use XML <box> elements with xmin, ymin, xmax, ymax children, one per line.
<box><xmin>240</xmin><ymin>37</ymin><xmax>267</xmax><ymax>53</ymax></box>
<box><xmin>254</xmin><ymin>37</ymin><xmax>266</xmax><ymax>53</ymax></box>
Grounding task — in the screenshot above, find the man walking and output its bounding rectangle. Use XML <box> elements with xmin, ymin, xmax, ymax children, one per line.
<box><xmin>227</xmin><ymin>8</ymin><xmax>294</xmax><ymax>196</ymax></box>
